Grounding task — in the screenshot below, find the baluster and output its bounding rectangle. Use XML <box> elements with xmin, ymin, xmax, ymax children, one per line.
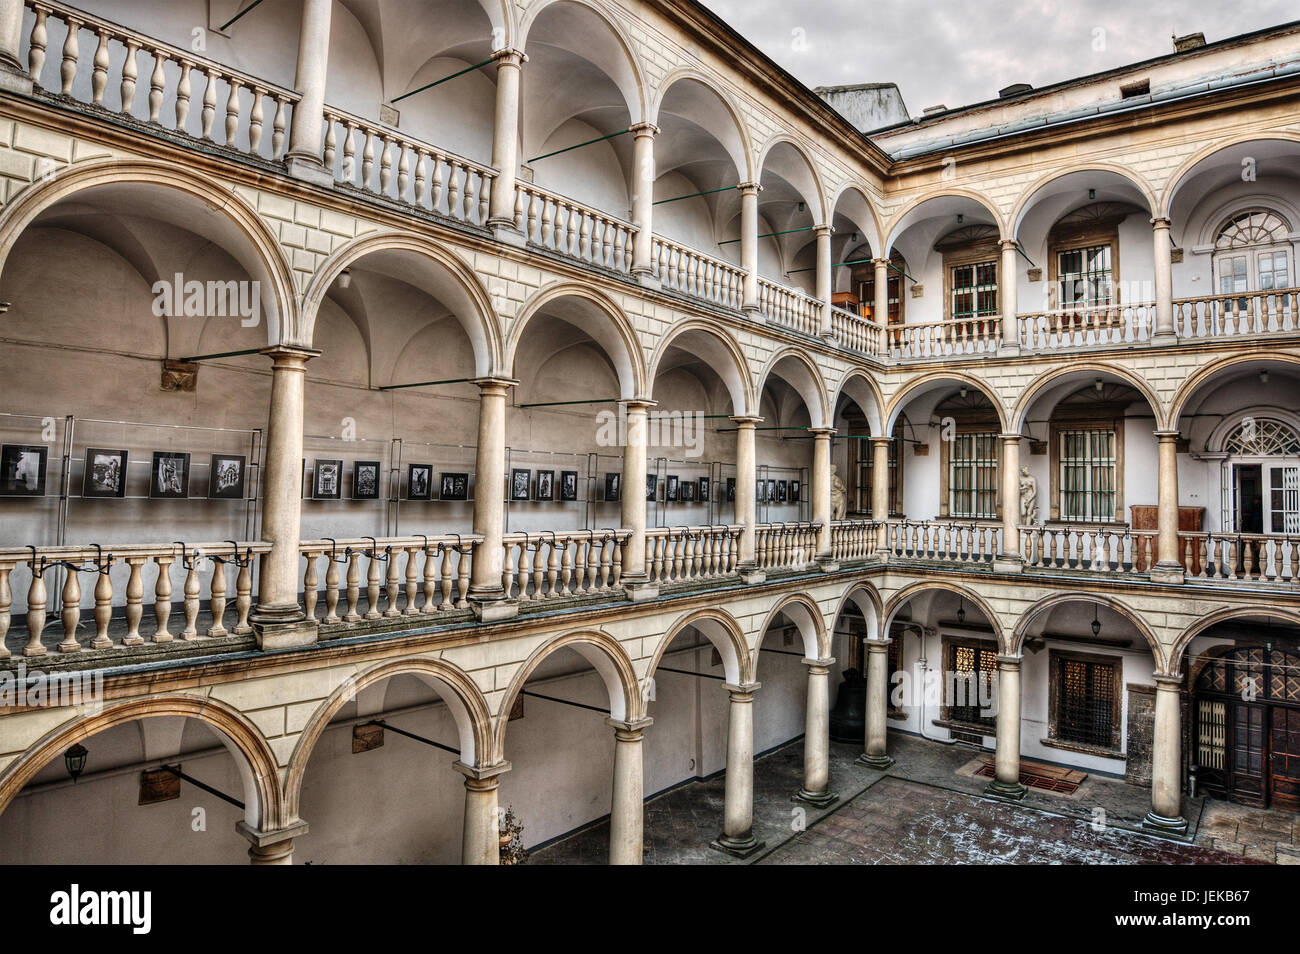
<box><xmin>90</xmin><ymin>29</ymin><xmax>109</xmax><ymax>105</ymax></box>
<box><xmin>566</xmin><ymin>203</ymin><xmax>579</xmax><ymax>256</ymax></box>
<box><xmin>439</xmin><ymin>547</ymin><xmax>455</xmax><ymax>610</ymax></box>
<box><xmin>201</xmin><ymin>68</ymin><xmax>218</xmax><ymax>139</ymax></box>
<box><xmin>515</xmin><ymin>542</ymin><xmax>530</xmax><ymax>599</ymax></box>
<box><xmin>153</xmin><ymin>554</ymin><xmax>173</xmax><ymax>642</ymax></box>
<box><xmin>24</xmin><ymin>563</ymin><xmax>48</xmax><ymax>657</ymax></box>
<box><xmin>302</xmin><ymin>550</ymin><xmax>319</xmax><ymax>622</ymax></box>
<box><xmin>422</xmin><ymin>547</ymin><xmax>439</xmax><ymax>613</ymax></box>
<box><xmin>272</xmin><ymin>96</ymin><xmax>288</xmax><ymax>158</ymax></box>
<box><xmin>57</xmin><ymin>564</ymin><xmax>81</xmax><ymax>653</ymax></box>
<box><xmin>28</xmin><ymin>4</ymin><xmax>49</xmax><ymax>87</ymax></box>
<box><xmin>0</xmin><ymin>564</ymin><xmax>12</xmax><ymax>659</ymax></box>
<box><xmin>579</xmin><ymin>212</ymin><xmax>592</xmax><ymax>260</ymax></box>
<box><xmin>385</xmin><ymin>548</ymin><xmax>401</xmax><ymax>617</ymax></box>
<box><xmin>397</xmin><ymin>144</ymin><xmax>411</xmax><ymax>200</ymax></box>
<box><xmin>404</xmin><ymin>547</ymin><xmax>420</xmax><ymax>615</ymax></box>
<box><xmin>324</xmin><ymin>554</ymin><xmax>341</xmax><ymax>623</ymax></box>
<box><xmin>248</xmin><ymin>87</ymin><xmax>266</xmax><ymax>154</ymax></box>
<box><xmin>446</xmin><ymin>161</ymin><xmax>462</xmax><ymax>217</ymax></box>
<box><xmin>233</xmin><ymin>561</ymin><xmax>253</xmax><ymax>634</ymax></box>
<box><xmin>456</xmin><ymin>548</ymin><xmax>471</xmax><ymax>608</ymax></box>
<box><xmin>207</xmin><ymin>558</ymin><xmax>228</xmax><ymax>636</ymax></box>
<box><xmin>175</xmin><ymin>60</ymin><xmax>193</xmax><ymax>131</ymax></box>
<box><xmin>379</xmin><ymin>135</ymin><xmax>394</xmax><ymax>195</ymax></box>
<box><xmin>224</xmin><ymin>77</ymin><xmax>243</xmax><ymax>146</ymax></box>
<box><xmin>365</xmin><ymin>550</ymin><xmax>382</xmax><ymax>619</ymax></box>
<box><xmin>414</xmin><ymin>149</ymin><xmax>429</xmax><ymax>207</ymax></box>
<box><xmin>430</xmin><ymin>154</ymin><xmax>445</xmax><ymax>210</ymax></box>
<box><xmin>344</xmin><ymin>550</ymin><xmax>361</xmax><ymax>621</ymax></box>
<box><xmin>361</xmin><ymin>129</ymin><xmax>376</xmax><ymax>188</ymax></box>
<box><xmin>533</xmin><ymin>541</ymin><xmax>548</xmax><ymax>598</ymax></box>
<box><xmin>547</xmin><ymin>537</ymin><xmax>560</xmax><ymax>597</ymax></box>
<box><xmin>123</xmin><ymin>557</ymin><xmax>145</xmax><ymax>646</ymax></box>
<box><xmin>60</xmin><ymin>16</ymin><xmax>81</xmax><ymax>96</ymax></box>
<box><xmin>148</xmin><ymin>49</ymin><xmax>168</xmax><ymax>123</ymax></box>
<box><xmin>91</xmin><ymin>560</ymin><xmax>114</xmax><ymax>649</ymax></box>
<box><xmin>323</xmin><ymin>114</ymin><xmax>337</xmax><ymax>170</ymax></box>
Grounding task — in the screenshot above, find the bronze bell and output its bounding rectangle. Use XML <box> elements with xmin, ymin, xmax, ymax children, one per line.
<box><xmin>829</xmin><ymin>667</ymin><xmax>866</xmax><ymax>744</ymax></box>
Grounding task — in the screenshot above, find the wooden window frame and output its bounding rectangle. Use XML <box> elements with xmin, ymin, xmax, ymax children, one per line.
<box><xmin>943</xmin><ymin>244</ymin><xmax>1000</xmax><ymax>325</ymax></box>
<box><xmin>1047</xmin><ymin>648</ymin><xmax>1123</xmax><ymax>754</ymax></box>
<box><xmin>1046</xmin><ymin>219</ymin><xmax>1122</xmax><ymax>312</ymax></box>
<box><xmin>940</xmin><ymin>634</ymin><xmax>999</xmax><ymax>730</ymax></box>
<box><xmin>940</xmin><ymin>424</ymin><xmax>1001</xmax><ymax>519</ymax></box>
<box><xmin>1048</xmin><ymin>413</ymin><xmax>1126</xmax><ymax>524</ymax></box>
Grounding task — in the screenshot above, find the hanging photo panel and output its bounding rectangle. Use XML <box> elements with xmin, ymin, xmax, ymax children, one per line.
<box><xmin>408</xmin><ymin>463</ymin><xmax>433</xmax><ymax>500</ymax></box>
<box><xmin>560</xmin><ymin>470</ymin><xmax>579</xmax><ymax>502</ymax></box>
<box><xmin>604</xmin><ymin>472</ymin><xmax>621</xmax><ymax>501</ymax></box>
<box><xmin>511</xmin><ymin>468</ymin><xmax>531</xmax><ymax>501</ymax></box>
<box><xmin>150</xmin><ymin>452</ymin><xmax>191</xmax><ymax>499</ymax></box>
<box><xmin>0</xmin><ymin>444</ymin><xmax>49</xmax><ymax>497</ymax></box>
<box><xmin>441</xmin><ymin>472</ymin><xmax>470</xmax><ymax>501</ymax></box>
<box><xmin>352</xmin><ymin>460</ymin><xmax>381</xmax><ymax>500</ymax></box>
<box><xmin>84</xmin><ymin>448</ymin><xmax>128</xmax><ymax>499</ymax></box>
<box><xmin>312</xmin><ymin>459</ymin><xmax>342</xmax><ymax>500</ymax></box>
<box><xmin>209</xmin><ymin>454</ymin><xmax>246</xmax><ymax>500</ymax></box>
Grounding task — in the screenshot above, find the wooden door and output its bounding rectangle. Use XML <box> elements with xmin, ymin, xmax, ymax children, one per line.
<box><xmin>1269</xmin><ymin>706</ymin><xmax>1300</xmax><ymax>810</ymax></box>
<box><xmin>1229</xmin><ymin>702</ymin><xmax>1267</xmax><ymax>805</ymax></box>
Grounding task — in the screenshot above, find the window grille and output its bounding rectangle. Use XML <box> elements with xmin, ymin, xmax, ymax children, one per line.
<box><xmin>1056</xmin><ymin>244</ymin><xmax>1113</xmax><ymax>308</ymax></box>
<box><xmin>1057</xmin><ymin>658</ymin><xmax>1117</xmax><ymax>748</ymax></box>
<box><xmin>951</xmin><ymin>261</ymin><xmax>998</xmax><ymax>322</ymax></box>
<box><xmin>1059</xmin><ymin>428</ymin><xmax>1117</xmax><ymax>521</ymax></box>
<box><xmin>949</xmin><ymin>643</ymin><xmax>997</xmax><ymax>728</ymax></box>
<box><xmin>950</xmin><ymin>432</ymin><xmax>998</xmax><ymax>518</ymax></box>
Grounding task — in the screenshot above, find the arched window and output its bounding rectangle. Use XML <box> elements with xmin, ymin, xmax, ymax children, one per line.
<box><xmin>1220</xmin><ymin>417</ymin><xmax>1300</xmax><ymax>534</ymax></box>
<box><xmin>1213</xmin><ymin>209</ymin><xmax>1293</xmax><ymax>295</ymax></box>
<box><xmin>1223</xmin><ymin>418</ymin><xmax>1300</xmax><ymax>457</ymax></box>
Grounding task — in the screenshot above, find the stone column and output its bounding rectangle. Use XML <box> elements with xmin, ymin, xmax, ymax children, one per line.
<box><xmin>1151</xmin><ymin>216</ymin><xmax>1176</xmax><ymax>343</ymax></box>
<box><xmin>237</xmin><ymin>820</ymin><xmax>309</xmax><ymax>865</ymax></box>
<box><xmin>732</xmin><ymin>415</ymin><xmax>763</xmax><ymax>582</ymax></box>
<box><xmin>0</xmin><ymin>0</ymin><xmax>31</xmax><ymax>93</ymax></box>
<box><xmin>815</xmin><ymin>224</ymin><xmax>834</xmax><ymax>338</ymax></box>
<box><xmin>712</xmin><ymin>682</ymin><xmax>764</xmax><ymax>857</ymax></box>
<box><xmin>985</xmin><ymin>654</ymin><xmax>1027</xmax><ymax>800</ymax></box>
<box><xmin>607</xmin><ymin>717</ymin><xmax>651</xmax><ymax>865</ymax></box>
<box><xmin>796</xmin><ymin>656</ymin><xmax>837</xmax><ymax>806</ymax></box>
<box><xmin>487</xmin><ymin>49</ymin><xmax>527</xmax><ymax>239</ymax></box>
<box><xmin>630</xmin><ymin>122</ymin><xmax>659</xmax><ymax>281</ymax></box>
<box><xmin>1000</xmin><ymin>239</ymin><xmax>1020</xmax><ymax>352</ymax></box>
<box><xmin>871</xmin><ymin>435</ymin><xmax>890</xmax><ymax>554</ymax></box>
<box><xmin>622</xmin><ymin>399</ymin><xmax>656</xmax><ymax>599</ymax></box>
<box><xmin>253</xmin><ymin>347</ymin><xmax>319</xmax><ymax>649</ymax></box>
<box><xmin>740</xmin><ymin>182</ymin><xmax>762</xmax><ymax>314</ymax></box>
<box><xmin>470</xmin><ymin>376</ymin><xmax>518</xmax><ymax>619</ymax></box>
<box><xmin>1144</xmin><ymin>675</ymin><xmax>1188</xmax><ymax>834</ymax></box>
<box><xmin>456</xmin><ymin>761</ymin><xmax>510</xmax><ymax>865</ymax></box>
<box><xmin>872</xmin><ymin>257</ymin><xmax>890</xmax><ymax>324</ymax></box>
<box><xmin>1152</xmin><ymin>430</ymin><xmax>1184</xmax><ymax>584</ymax></box>
<box><xmin>810</xmin><ymin>426</ymin><xmax>836</xmax><ymax>569</ymax></box>
<box><xmin>858</xmin><ymin>637</ymin><xmax>894</xmax><ymax>768</ymax></box>
<box><xmin>994</xmin><ymin>432</ymin><xmax>1023</xmax><ymax>572</ymax></box>
<box><xmin>285</xmin><ymin>0</ymin><xmax>333</xmax><ymax>184</ymax></box>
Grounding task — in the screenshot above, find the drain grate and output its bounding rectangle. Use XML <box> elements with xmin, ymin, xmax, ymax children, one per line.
<box><xmin>976</xmin><ymin>758</ymin><xmax>1086</xmax><ymax>795</ymax></box>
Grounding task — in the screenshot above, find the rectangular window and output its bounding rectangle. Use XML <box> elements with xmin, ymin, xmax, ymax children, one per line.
<box><xmin>1056</xmin><ymin>244</ymin><xmax>1113</xmax><ymax>308</ymax></box>
<box><xmin>950</xmin><ymin>432</ymin><xmax>998</xmax><ymax>519</ymax></box>
<box><xmin>1218</xmin><ymin>254</ymin><xmax>1249</xmax><ymax>295</ymax></box>
<box><xmin>1269</xmin><ymin>465</ymin><xmax>1300</xmax><ymax>535</ymax></box>
<box><xmin>948</xmin><ymin>642</ymin><xmax>997</xmax><ymax>728</ymax></box>
<box><xmin>1258</xmin><ymin>250</ymin><xmax>1290</xmax><ymax>291</ymax></box>
<box><xmin>1059</xmin><ymin>428</ymin><xmax>1117</xmax><ymax>521</ymax></box>
<box><xmin>858</xmin><ymin>431</ymin><xmax>902</xmax><ymax>516</ymax></box>
<box><xmin>1056</xmin><ymin>656</ymin><xmax>1118</xmax><ymax>749</ymax></box>
<box><xmin>861</xmin><ymin>275</ymin><xmax>903</xmax><ymax>324</ymax></box>
<box><xmin>950</xmin><ymin>262</ymin><xmax>998</xmax><ymax>322</ymax></box>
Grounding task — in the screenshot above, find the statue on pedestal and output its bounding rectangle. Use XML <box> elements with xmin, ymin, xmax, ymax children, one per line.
<box><xmin>830</xmin><ymin>464</ymin><xmax>847</xmax><ymax>520</ymax></box>
<box><xmin>1019</xmin><ymin>466</ymin><xmax>1039</xmax><ymax>525</ymax></box>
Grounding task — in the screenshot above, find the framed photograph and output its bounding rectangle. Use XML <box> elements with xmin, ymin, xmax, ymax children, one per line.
<box><xmin>511</xmin><ymin>468</ymin><xmax>531</xmax><ymax>501</ymax></box>
<box><xmin>352</xmin><ymin>460</ymin><xmax>381</xmax><ymax>500</ymax></box>
<box><xmin>560</xmin><ymin>470</ymin><xmax>578</xmax><ymax>502</ymax></box>
<box><xmin>767</xmin><ymin>479</ymin><xmax>777</xmax><ymax>503</ymax></box>
<box><xmin>536</xmin><ymin>470</ymin><xmax>554</xmax><ymax>501</ymax></box>
<box><xmin>407</xmin><ymin>463</ymin><xmax>432</xmax><ymax>501</ymax></box>
<box><xmin>0</xmin><ymin>444</ymin><xmax>48</xmax><ymax>497</ymax></box>
<box><xmin>666</xmin><ymin>474</ymin><xmax>679</xmax><ymax>501</ymax></box>
<box><xmin>726</xmin><ymin>477</ymin><xmax>736</xmax><ymax>502</ymax></box>
<box><xmin>83</xmin><ymin>448</ymin><xmax>128</xmax><ymax>499</ymax></box>
<box><xmin>209</xmin><ymin>453</ymin><xmax>246</xmax><ymax>500</ymax></box>
<box><xmin>645</xmin><ymin>473</ymin><xmax>657</xmax><ymax>501</ymax></box>
<box><xmin>311</xmin><ymin>458</ymin><xmax>342</xmax><ymax>500</ymax></box>
<box><xmin>150</xmin><ymin>451</ymin><xmax>191</xmax><ymax>499</ymax></box>
<box><xmin>682</xmin><ymin>479</ymin><xmax>696</xmax><ymax>503</ymax></box>
<box><xmin>790</xmin><ymin>479</ymin><xmax>801</xmax><ymax>503</ymax></box>
<box><xmin>604</xmin><ymin>472</ymin><xmax>620</xmax><ymax>501</ymax></box>
<box><xmin>756</xmin><ymin>479</ymin><xmax>766</xmax><ymax>503</ymax></box>
<box><xmin>777</xmin><ymin>480</ymin><xmax>788</xmax><ymax>503</ymax></box>
<box><xmin>699</xmin><ymin>477</ymin><xmax>710</xmax><ymax>502</ymax></box>
<box><xmin>441</xmin><ymin>472</ymin><xmax>469</xmax><ymax>501</ymax></box>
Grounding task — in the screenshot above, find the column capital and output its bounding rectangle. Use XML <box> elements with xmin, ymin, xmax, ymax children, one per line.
<box><xmin>1150</xmin><ymin>215</ymin><xmax>1172</xmax><ymax>230</ymax></box>
<box><xmin>995</xmin><ymin>653</ymin><xmax>1022</xmax><ymax>666</ymax></box>
<box><xmin>454</xmin><ymin>759</ymin><xmax>512</xmax><ymax>782</ymax></box>
<box><xmin>999</xmin><ymin>431</ymin><xmax>1025</xmax><ymax>442</ymax></box>
<box><xmin>236</xmin><ymin>818</ymin><xmax>309</xmax><ymax>848</ymax></box>
<box><xmin>864</xmin><ymin>638</ymin><xmax>891</xmax><ymax>653</ymax></box>
<box><xmin>1153</xmin><ymin>673</ymin><xmax>1185</xmax><ymax>689</ymax></box>
<box><xmin>620</xmin><ymin>397</ymin><xmax>658</xmax><ymax>412</ymax></box>
<box><xmin>471</xmin><ymin>375</ymin><xmax>519</xmax><ymax>393</ymax></box>
<box><xmin>729</xmin><ymin>414</ymin><xmax>764</xmax><ymax>427</ymax></box>
<box><xmin>813</xmin><ymin>223</ymin><xmax>834</xmax><ymax>237</ymax></box>
<box><xmin>869</xmin><ymin>435</ymin><xmax>893</xmax><ymax>447</ymax></box>
<box><xmin>491</xmin><ymin>47</ymin><xmax>528</xmax><ymax>65</ymax></box>
<box><xmin>998</xmin><ymin>238</ymin><xmax>1019</xmax><ymax>251</ymax></box>
<box><xmin>802</xmin><ymin>655</ymin><xmax>836</xmax><ymax>669</ymax></box>
<box><xmin>1154</xmin><ymin>429</ymin><xmax>1182</xmax><ymax>441</ymax></box>
<box><xmin>630</xmin><ymin>121</ymin><xmax>659</xmax><ymax>137</ymax></box>
<box><xmin>807</xmin><ymin>426</ymin><xmax>836</xmax><ymax>438</ymax></box>
<box><xmin>261</xmin><ymin>345</ymin><xmax>321</xmax><ymax>367</ymax></box>
<box><xmin>738</xmin><ymin>181</ymin><xmax>763</xmax><ymax>195</ymax></box>
<box><xmin>605</xmin><ymin>715</ymin><xmax>653</xmax><ymax>740</ymax></box>
<box><xmin>723</xmin><ymin>681</ymin><xmax>761</xmax><ymax>700</ymax></box>
<box><xmin>872</xmin><ymin>257</ymin><xmax>891</xmax><ymax>268</ymax></box>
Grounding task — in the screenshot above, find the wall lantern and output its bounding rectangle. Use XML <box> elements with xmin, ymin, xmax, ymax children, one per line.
<box><xmin>338</xmin><ymin>269</ymin><xmax>352</xmax><ymax>290</ymax></box>
<box><xmin>956</xmin><ymin>213</ymin><xmax>964</xmax><ymax>224</ymax></box>
<box><xmin>1260</xmin><ymin>369</ymin><xmax>1269</xmax><ymax>384</ymax></box>
<box><xmin>957</xmin><ymin>598</ymin><xmax>966</xmax><ymax>624</ymax></box>
<box><xmin>64</xmin><ymin>744</ymin><xmax>88</xmax><ymax>782</ymax></box>
<box><xmin>1088</xmin><ymin>188</ymin><xmax>1096</xmax><ymax>200</ymax></box>
<box><xmin>1091</xmin><ymin>606</ymin><xmax>1102</xmax><ymax>637</ymax></box>
<box><xmin>797</xmin><ymin>201</ymin><xmax>806</xmax><ymax>213</ymax></box>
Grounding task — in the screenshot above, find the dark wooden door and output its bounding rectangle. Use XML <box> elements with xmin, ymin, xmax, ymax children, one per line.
<box><xmin>1229</xmin><ymin>702</ymin><xmax>1267</xmax><ymax>805</ymax></box>
<box><xmin>1269</xmin><ymin>706</ymin><xmax>1300</xmax><ymax>810</ymax></box>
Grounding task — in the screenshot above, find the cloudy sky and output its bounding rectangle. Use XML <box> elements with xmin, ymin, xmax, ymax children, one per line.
<box><xmin>700</xmin><ymin>0</ymin><xmax>1297</xmax><ymax>114</ymax></box>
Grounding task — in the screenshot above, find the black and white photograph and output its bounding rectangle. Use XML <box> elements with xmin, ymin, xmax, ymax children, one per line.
<box><xmin>777</xmin><ymin>479</ymin><xmax>788</xmax><ymax>503</ymax></box>
<box><xmin>604</xmin><ymin>472</ymin><xmax>620</xmax><ymax>501</ymax></box>
<box><xmin>645</xmin><ymin>473</ymin><xmax>657</xmax><ymax>501</ymax></box>
<box><xmin>766</xmin><ymin>479</ymin><xmax>777</xmax><ymax>504</ymax></box>
<box><xmin>209</xmin><ymin>453</ymin><xmax>246</xmax><ymax>500</ymax></box>
<box><xmin>536</xmin><ymin>469</ymin><xmax>554</xmax><ymax>501</ymax></box>
<box><xmin>83</xmin><ymin>447</ymin><xmax>128</xmax><ymax>498</ymax></box>
<box><xmin>560</xmin><ymin>470</ymin><xmax>578</xmax><ymax>502</ymax></box>
<box><xmin>511</xmin><ymin>468</ymin><xmax>531</xmax><ymax>501</ymax></box>
<box><xmin>352</xmin><ymin>460</ymin><xmax>381</xmax><ymax>500</ymax></box>
<box><xmin>699</xmin><ymin>477</ymin><xmax>710</xmax><ymax>502</ymax></box>
<box><xmin>0</xmin><ymin>444</ymin><xmax>48</xmax><ymax>497</ymax></box>
<box><xmin>726</xmin><ymin>477</ymin><xmax>736</xmax><ymax>502</ymax></box>
<box><xmin>756</xmin><ymin>479</ymin><xmax>767</xmax><ymax>504</ymax></box>
<box><xmin>312</xmin><ymin>458</ymin><xmax>342</xmax><ymax>500</ymax></box>
<box><xmin>790</xmin><ymin>480</ymin><xmax>801</xmax><ymax>503</ymax></box>
<box><xmin>681</xmin><ymin>479</ymin><xmax>696</xmax><ymax>503</ymax></box>
<box><xmin>149</xmin><ymin>451</ymin><xmax>191</xmax><ymax>499</ymax></box>
<box><xmin>440</xmin><ymin>472</ymin><xmax>469</xmax><ymax>501</ymax></box>
<box><xmin>665</xmin><ymin>474</ymin><xmax>679</xmax><ymax>501</ymax></box>
<box><xmin>407</xmin><ymin>463</ymin><xmax>432</xmax><ymax>501</ymax></box>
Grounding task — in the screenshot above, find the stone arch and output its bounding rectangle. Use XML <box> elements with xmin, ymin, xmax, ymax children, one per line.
<box><xmin>644</xmin><ymin>607</ymin><xmax>752</xmax><ymax>695</ymax></box>
<box><xmin>1168</xmin><ymin>352</ymin><xmax>1300</xmax><ymax>430</ymax></box>
<box><xmin>756</xmin><ymin>134</ymin><xmax>828</xmax><ymax>224</ymax></box>
<box><xmin>493</xmin><ymin>629</ymin><xmax>641</xmax><ymax>756</ymax></box>
<box><xmin>650</xmin><ymin>69</ymin><xmax>754</xmax><ymax>183</ymax></box>
<box><xmin>830</xmin><ymin>578</ymin><xmax>885</xmax><ymax>637</ymax></box>
<box><xmin>1168</xmin><ymin>605</ymin><xmax>1300</xmax><ymax>678</ymax></box>
<box><xmin>753</xmin><ymin>593</ymin><xmax>829</xmax><ymax>672</ymax></box>
<box><xmin>831</xmin><ymin>368</ymin><xmax>886</xmax><ymax>435</ymax></box>
<box><xmin>283</xmin><ymin>657</ymin><xmax>495</xmax><ymax>820</ymax></box>
<box><xmin>302</xmin><ymin>231</ymin><xmax>504</xmax><ymax>378</ymax></box>
<box><xmin>506</xmin><ymin>282</ymin><xmax>647</xmax><ymax>398</ymax></box>
<box><xmin>756</xmin><ymin>346</ymin><xmax>831</xmax><ymax>428</ymax></box>
<box><xmin>883</xmin><ymin>580</ymin><xmax>1006</xmax><ymax>649</ymax></box>
<box><xmin>0</xmin><ymin>159</ymin><xmax>298</xmax><ymax>346</ymax></box>
<box><xmin>1011</xmin><ymin>361</ymin><xmax>1167</xmax><ymax>432</ymax></box>
<box><xmin>882</xmin><ymin>187</ymin><xmax>1007</xmax><ymax>252</ymax></box>
<box><xmin>1010</xmin><ymin>592</ymin><xmax>1165</xmax><ymax>665</ymax></box>
<box><xmin>1159</xmin><ymin>131</ymin><xmax>1300</xmax><ymax>218</ymax></box>
<box><xmin>1010</xmin><ymin>162</ymin><xmax>1159</xmax><ymax>236</ymax></box>
<box><xmin>884</xmin><ymin>369</ymin><xmax>1008</xmax><ymax>432</ymax></box>
<box><xmin>827</xmin><ymin>181</ymin><xmax>884</xmax><ymax>258</ymax></box>
<box><xmin>0</xmin><ymin>695</ymin><xmax>283</xmax><ymax>831</ymax></box>
<box><xmin>646</xmin><ymin>319</ymin><xmax>756</xmax><ymax>417</ymax></box>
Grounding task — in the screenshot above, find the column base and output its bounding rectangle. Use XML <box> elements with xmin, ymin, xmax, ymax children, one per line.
<box><xmin>743</xmin><ymin>306</ymin><xmax>764</xmax><ymax>322</ymax></box>
<box><xmin>0</xmin><ymin>65</ymin><xmax>33</xmax><ymax>95</ymax></box>
<box><xmin>251</xmin><ymin>607</ymin><xmax>318</xmax><ymax>650</ymax></box>
<box><xmin>820</xmin><ymin>333</ymin><xmax>840</xmax><ymax>347</ymax></box>
<box><xmin>984</xmin><ymin>778</ymin><xmax>1028</xmax><ymax>801</ymax></box>
<box><xmin>992</xmin><ymin>555</ymin><xmax>1024</xmax><ymax>574</ymax></box>
<box><xmin>855</xmin><ymin>752</ymin><xmax>894</xmax><ymax>770</ymax></box>
<box><xmin>489</xmin><ymin>220</ymin><xmax>528</xmax><ymax>247</ymax></box>
<box><xmin>1142</xmin><ymin>811</ymin><xmax>1189</xmax><ymax>836</ymax></box>
<box><xmin>998</xmin><ymin>341</ymin><xmax>1020</xmax><ymax>356</ymax></box>
<box><xmin>284</xmin><ymin>154</ymin><xmax>334</xmax><ymax>187</ymax></box>
<box><xmin>739</xmin><ymin>565</ymin><xmax>766</xmax><ymax>584</ymax></box>
<box><xmin>1150</xmin><ymin>332</ymin><xmax>1178</xmax><ymax>346</ymax></box>
<box><xmin>794</xmin><ymin>788</ymin><xmax>839</xmax><ymax>808</ymax></box>
<box><xmin>633</xmin><ymin>268</ymin><xmax>661</xmax><ymax>290</ymax></box>
<box><xmin>624</xmin><ymin>579</ymin><xmax>660</xmax><ymax>602</ymax></box>
<box><xmin>470</xmin><ymin>593</ymin><xmax>519</xmax><ymax>621</ymax></box>
<box><xmin>1149</xmin><ymin>562</ymin><xmax>1185</xmax><ymax>584</ymax></box>
<box><xmin>710</xmin><ymin>831</ymin><xmax>766</xmax><ymax>858</ymax></box>
<box><xmin>815</xmin><ymin>557</ymin><xmax>840</xmax><ymax>573</ymax></box>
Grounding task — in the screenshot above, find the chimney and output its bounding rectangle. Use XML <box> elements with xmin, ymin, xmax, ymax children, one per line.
<box><xmin>922</xmin><ymin>104</ymin><xmax>947</xmax><ymax>116</ymax></box>
<box><xmin>999</xmin><ymin>83</ymin><xmax>1033</xmax><ymax>98</ymax></box>
<box><xmin>1173</xmin><ymin>32</ymin><xmax>1206</xmax><ymax>52</ymax></box>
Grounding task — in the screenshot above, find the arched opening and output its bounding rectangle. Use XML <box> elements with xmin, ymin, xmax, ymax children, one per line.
<box><xmin>832</xmin><ymin>371</ymin><xmax>888</xmax><ymax>519</ymax></box>
<box><xmin>826</xmin><ymin>186</ymin><xmax>882</xmax><ymax>318</ymax></box>
<box><xmin>751</xmin><ymin>139</ymin><xmax>824</xmax><ymax>294</ymax></box>
<box><xmin>755</xmin><ymin>352</ymin><xmax>828</xmax><ymax>524</ymax></box>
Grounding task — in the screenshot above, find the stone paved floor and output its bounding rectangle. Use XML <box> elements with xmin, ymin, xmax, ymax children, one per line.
<box><xmin>1195</xmin><ymin>800</ymin><xmax>1300</xmax><ymax>864</ymax></box>
<box><xmin>532</xmin><ymin>732</ymin><xmax>1282</xmax><ymax>865</ymax></box>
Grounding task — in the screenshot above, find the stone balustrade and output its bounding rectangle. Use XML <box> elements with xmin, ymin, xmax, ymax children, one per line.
<box><xmin>645</xmin><ymin>525</ymin><xmax>742</xmax><ymax>585</ymax></box>
<box><xmin>512</xmin><ymin>181</ymin><xmax>636</xmax><ymax>272</ymax></box>
<box><xmin>651</xmin><ymin>237</ymin><xmax>744</xmax><ymax>309</ymax></box>
<box><xmin>501</xmin><ymin>529</ymin><xmax>628</xmax><ymax>600</ymax></box>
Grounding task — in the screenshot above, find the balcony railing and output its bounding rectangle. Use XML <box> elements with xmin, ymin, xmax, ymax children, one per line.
<box><xmin>512</xmin><ymin>182</ymin><xmax>637</xmax><ymax>272</ymax></box>
<box><xmin>651</xmin><ymin>237</ymin><xmax>744</xmax><ymax>309</ymax></box>
<box><xmin>502</xmin><ymin>529</ymin><xmax>628</xmax><ymax>600</ymax></box>
<box><xmin>758</xmin><ymin>278</ymin><xmax>821</xmax><ymax>338</ymax></box>
<box><xmin>753</xmin><ymin>522</ymin><xmax>821</xmax><ymax>571</ymax></box>
<box><xmin>23</xmin><ymin>0</ymin><xmax>299</xmax><ymax>164</ymax></box>
<box><xmin>1172</xmin><ymin>288</ymin><xmax>1300</xmax><ymax>340</ymax></box>
<box><xmin>1017</xmin><ymin>302</ymin><xmax>1156</xmax><ymax>350</ymax></box>
<box><xmin>887</xmin><ymin>316</ymin><xmax>1002</xmax><ymax>359</ymax></box>
<box><xmin>885</xmin><ymin>519</ymin><xmax>1002</xmax><ymax>563</ymax></box>
<box><xmin>646</xmin><ymin>525</ymin><xmax>742</xmax><ymax>584</ymax></box>
<box><xmin>1021</xmin><ymin>524</ymin><xmax>1158</xmax><ymax>573</ymax></box>
<box><xmin>830</xmin><ymin>305</ymin><xmax>884</xmax><ymax>356</ymax></box>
